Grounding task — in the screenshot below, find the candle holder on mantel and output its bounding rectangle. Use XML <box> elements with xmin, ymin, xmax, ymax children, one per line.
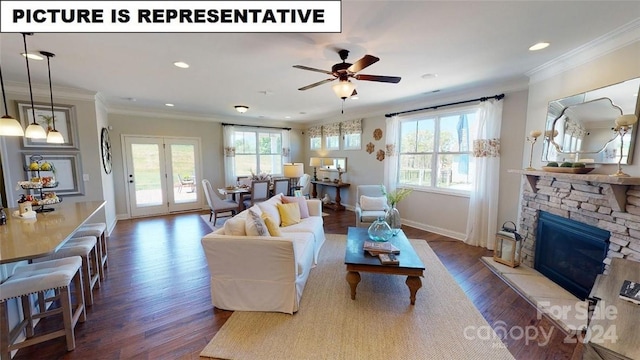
<box><xmin>525</xmin><ymin>130</ymin><xmax>542</xmax><ymax>170</ymax></box>
<box><xmin>610</xmin><ymin>114</ymin><xmax>638</xmax><ymax>177</ymax></box>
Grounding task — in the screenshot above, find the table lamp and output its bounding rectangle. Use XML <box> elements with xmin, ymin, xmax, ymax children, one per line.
<box><xmin>309</xmin><ymin>157</ymin><xmax>322</xmax><ymax>181</ymax></box>
<box><xmin>284</xmin><ymin>163</ymin><xmax>304</xmax><ymax>192</ymax></box>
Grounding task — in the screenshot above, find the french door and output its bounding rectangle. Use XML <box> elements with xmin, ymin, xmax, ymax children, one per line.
<box><xmin>124</xmin><ymin>136</ymin><xmax>201</xmax><ymax>217</ymax></box>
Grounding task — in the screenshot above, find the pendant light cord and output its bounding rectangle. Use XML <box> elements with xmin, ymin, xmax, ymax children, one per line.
<box><xmin>44</xmin><ymin>52</ymin><xmax>56</xmax><ymax>130</ymax></box>
<box><xmin>22</xmin><ymin>33</ymin><xmax>38</xmax><ymax>126</ymax></box>
<box><xmin>0</xmin><ymin>66</ymin><xmax>8</xmax><ymax>115</ymax></box>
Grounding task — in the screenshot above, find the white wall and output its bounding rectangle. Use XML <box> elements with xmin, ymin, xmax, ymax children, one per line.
<box><xmin>524</xmin><ymin>42</ymin><xmax>640</xmax><ymax>174</ymax></box>
<box><xmin>306</xmin><ymin>88</ymin><xmax>529</xmax><ymax>240</ymax></box>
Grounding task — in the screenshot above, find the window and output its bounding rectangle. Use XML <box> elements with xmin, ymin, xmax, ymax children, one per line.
<box><xmin>342</xmin><ymin>119</ymin><xmax>362</xmax><ymax>150</ymax></box>
<box><xmin>398</xmin><ymin>109</ymin><xmax>478</xmax><ymax>192</ymax></box>
<box><xmin>308</xmin><ymin>126</ymin><xmax>321</xmax><ymax>150</ymax></box>
<box><xmin>234</xmin><ymin>130</ymin><xmax>282</xmax><ymax>176</ymax></box>
<box><xmin>324</xmin><ymin>123</ymin><xmax>340</xmax><ymax>150</ymax></box>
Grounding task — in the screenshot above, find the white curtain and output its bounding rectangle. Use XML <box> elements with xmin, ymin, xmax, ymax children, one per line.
<box><xmin>282</xmin><ymin>129</ymin><xmax>291</xmax><ymax>165</ymax></box>
<box><xmin>383</xmin><ymin>116</ymin><xmax>400</xmax><ymax>191</ymax></box>
<box><xmin>223</xmin><ymin>125</ymin><xmax>236</xmax><ymax>186</ymax></box>
<box><xmin>465</xmin><ymin>99</ymin><xmax>503</xmax><ymax>249</ymax></box>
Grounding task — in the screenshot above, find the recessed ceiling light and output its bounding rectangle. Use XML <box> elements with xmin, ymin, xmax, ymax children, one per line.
<box><xmin>173</xmin><ymin>61</ymin><xmax>189</xmax><ymax>68</ymax></box>
<box><xmin>421</xmin><ymin>73</ymin><xmax>438</xmax><ymax>79</ymax></box>
<box><xmin>285</xmin><ymin>116</ymin><xmax>291</xmax><ymax>119</ymax></box>
<box><xmin>165</xmin><ymin>103</ymin><xmax>174</xmax><ymax>107</ymax></box>
<box><xmin>351</xmin><ymin>95</ymin><xmax>359</xmax><ymax>100</ymax></box>
<box><xmin>235</xmin><ymin>105</ymin><xmax>249</xmax><ymax>113</ymax></box>
<box><xmin>21</xmin><ymin>52</ymin><xmax>43</xmax><ymax>60</ymax></box>
<box><xmin>529</xmin><ymin>42</ymin><xmax>550</xmax><ymax>51</ymax></box>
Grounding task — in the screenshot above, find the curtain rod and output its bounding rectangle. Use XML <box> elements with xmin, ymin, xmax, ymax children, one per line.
<box><xmin>385</xmin><ymin>93</ymin><xmax>505</xmax><ymax>118</ymax></box>
<box><xmin>221</xmin><ymin>123</ymin><xmax>291</xmax><ymax>131</ymax></box>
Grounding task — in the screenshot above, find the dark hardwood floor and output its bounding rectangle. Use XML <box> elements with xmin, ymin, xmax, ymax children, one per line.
<box><xmin>12</xmin><ymin>210</ymin><xmax>582</xmax><ymax>359</ymax></box>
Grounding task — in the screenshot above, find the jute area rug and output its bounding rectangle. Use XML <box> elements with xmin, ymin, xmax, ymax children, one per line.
<box><xmin>200</xmin><ymin>234</ymin><xmax>514</xmax><ymax>360</ymax></box>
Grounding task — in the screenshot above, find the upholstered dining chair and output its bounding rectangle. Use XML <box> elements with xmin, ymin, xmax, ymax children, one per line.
<box><xmin>297</xmin><ymin>174</ymin><xmax>311</xmax><ymax>198</ymax></box>
<box><xmin>202</xmin><ymin>179</ymin><xmax>238</xmax><ymax>225</ymax></box>
<box><xmin>355</xmin><ymin>185</ymin><xmax>389</xmax><ymax>228</ymax></box>
<box><xmin>243</xmin><ymin>180</ymin><xmax>270</xmax><ymax>209</ymax></box>
<box><xmin>273</xmin><ymin>178</ymin><xmax>290</xmax><ymax>196</ymax></box>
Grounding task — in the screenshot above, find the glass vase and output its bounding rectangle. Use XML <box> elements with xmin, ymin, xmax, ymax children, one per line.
<box><xmin>368</xmin><ymin>216</ymin><xmax>392</xmax><ymax>242</ymax></box>
<box><xmin>385</xmin><ymin>205</ymin><xmax>402</xmax><ymax>236</ymax></box>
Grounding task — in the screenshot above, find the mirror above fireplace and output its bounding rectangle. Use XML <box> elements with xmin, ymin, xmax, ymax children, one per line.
<box><xmin>542</xmin><ymin>77</ymin><xmax>640</xmax><ymax>164</ymax></box>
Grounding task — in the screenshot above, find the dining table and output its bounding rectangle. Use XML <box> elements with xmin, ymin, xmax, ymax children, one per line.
<box><xmin>0</xmin><ymin>200</ymin><xmax>106</xmax><ymax>264</ymax></box>
<box><xmin>218</xmin><ymin>186</ymin><xmax>251</xmax><ymax>211</ymax></box>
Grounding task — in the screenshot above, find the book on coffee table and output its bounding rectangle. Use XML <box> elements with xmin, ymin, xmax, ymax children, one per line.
<box><xmin>363</xmin><ymin>240</ymin><xmax>400</xmax><ymax>255</ymax></box>
<box><xmin>619</xmin><ymin>279</ymin><xmax>640</xmax><ymax>305</ymax></box>
<box><xmin>378</xmin><ymin>253</ymin><xmax>399</xmax><ymax>265</ymax></box>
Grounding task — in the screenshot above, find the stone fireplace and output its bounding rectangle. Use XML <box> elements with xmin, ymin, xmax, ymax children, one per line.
<box><xmin>516</xmin><ymin>170</ymin><xmax>640</xmax><ymax>284</ymax></box>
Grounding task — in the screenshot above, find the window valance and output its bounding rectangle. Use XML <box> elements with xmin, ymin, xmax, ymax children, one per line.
<box><xmin>323</xmin><ymin>122</ymin><xmax>340</xmax><ymax>137</ymax></box>
<box><xmin>307</xmin><ymin>125</ymin><xmax>322</xmax><ymax>138</ymax></box>
<box><xmin>341</xmin><ymin>119</ymin><xmax>362</xmax><ymax>135</ymax></box>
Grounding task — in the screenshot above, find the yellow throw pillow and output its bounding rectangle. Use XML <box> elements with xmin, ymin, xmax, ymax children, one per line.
<box><xmin>277</xmin><ymin>202</ymin><xmax>301</xmax><ymax>227</ymax></box>
<box><xmin>261</xmin><ymin>212</ymin><xmax>282</xmax><ymax>236</ymax></box>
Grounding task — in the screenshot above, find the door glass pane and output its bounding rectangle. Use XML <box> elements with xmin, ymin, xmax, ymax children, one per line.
<box><xmin>131</xmin><ymin>144</ymin><xmax>163</xmax><ymax>207</ymax></box>
<box><xmin>171</xmin><ymin>144</ymin><xmax>197</xmax><ymax>203</ymax></box>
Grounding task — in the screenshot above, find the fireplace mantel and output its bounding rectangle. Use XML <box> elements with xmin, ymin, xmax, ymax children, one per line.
<box><xmin>509</xmin><ymin>169</ymin><xmax>640</xmax><ymax>211</ymax></box>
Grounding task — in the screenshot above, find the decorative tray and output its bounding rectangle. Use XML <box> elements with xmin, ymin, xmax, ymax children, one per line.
<box><xmin>541</xmin><ymin>167</ymin><xmax>595</xmax><ymax>174</ymax></box>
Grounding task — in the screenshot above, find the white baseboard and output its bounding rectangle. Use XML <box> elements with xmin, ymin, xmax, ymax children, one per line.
<box><xmin>399</xmin><ymin>219</ymin><xmax>466</xmax><ymax>241</ymax></box>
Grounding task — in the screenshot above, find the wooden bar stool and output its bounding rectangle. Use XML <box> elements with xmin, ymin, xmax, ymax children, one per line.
<box><xmin>0</xmin><ymin>257</ymin><xmax>86</xmax><ymax>360</ymax></box>
<box><xmin>73</xmin><ymin>223</ymin><xmax>108</xmax><ymax>280</ymax></box>
<box><xmin>35</xmin><ymin>236</ymin><xmax>100</xmax><ymax>306</ymax></box>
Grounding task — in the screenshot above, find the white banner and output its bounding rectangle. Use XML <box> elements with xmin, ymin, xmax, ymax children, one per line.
<box><xmin>1</xmin><ymin>1</ymin><xmax>342</xmax><ymax>33</ymax></box>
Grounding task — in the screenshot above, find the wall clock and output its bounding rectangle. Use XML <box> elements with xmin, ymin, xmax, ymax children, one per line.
<box><xmin>101</xmin><ymin>127</ymin><xmax>112</xmax><ymax>174</ymax></box>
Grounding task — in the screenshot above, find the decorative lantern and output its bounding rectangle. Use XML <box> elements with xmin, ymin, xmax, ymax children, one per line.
<box><xmin>493</xmin><ymin>221</ymin><xmax>522</xmax><ymax>267</ymax></box>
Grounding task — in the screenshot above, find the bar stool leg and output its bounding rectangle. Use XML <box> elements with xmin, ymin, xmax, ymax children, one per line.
<box><xmin>0</xmin><ymin>301</ymin><xmax>9</xmax><ymax>360</ymax></box>
<box><xmin>60</xmin><ymin>287</ymin><xmax>75</xmax><ymax>351</ymax></box>
<box><xmin>20</xmin><ymin>295</ymin><xmax>34</xmax><ymax>338</ymax></box>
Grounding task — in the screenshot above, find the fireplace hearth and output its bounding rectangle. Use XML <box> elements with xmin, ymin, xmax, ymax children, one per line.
<box><xmin>535</xmin><ymin>211</ymin><xmax>609</xmax><ymax>300</ymax></box>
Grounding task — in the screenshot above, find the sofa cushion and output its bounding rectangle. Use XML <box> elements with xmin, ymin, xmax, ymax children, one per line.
<box><xmin>258</xmin><ymin>194</ymin><xmax>282</xmax><ymax>226</ymax></box>
<box><xmin>282</xmin><ymin>196</ymin><xmax>310</xmax><ymax>219</ymax></box>
<box><xmin>223</xmin><ymin>216</ymin><xmax>246</xmax><ymax>236</ymax></box>
<box><xmin>277</xmin><ymin>203</ymin><xmax>301</xmax><ymax>227</ymax></box>
<box><xmin>245</xmin><ymin>209</ymin><xmax>269</xmax><ymax>236</ymax></box>
<box><xmin>360</xmin><ymin>195</ymin><xmax>387</xmax><ymax>211</ymax></box>
<box><xmin>261</xmin><ymin>212</ymin><xmax>282</xmax><ymax>237</ymax></box>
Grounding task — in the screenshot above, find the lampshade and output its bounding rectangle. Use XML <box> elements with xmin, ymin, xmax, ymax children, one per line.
<box><xmin>322</xmin><ymin>158</ymin><xmax>334</xmax><ymax>166</ymax></box>
<box><xmin>0</xmin><ymin>115</ymin><xmax>24</xmax><ymax>136</ymax></box>
<box><xmin>46</xmin><ymin>129</ymin><xmax>65</xmax><ymax>143</ymax></box>
<box><xmin>332</xmin><ymin>80</ymin><xmax>355</xmax><ymax>99</ymax></box>
<box><xmin>615</xmin><ymin>114</ymin><xmax>638</xmax><ymax>127</ymax></box>
<box><xmin>235</xmin><ymin>105</ymin><xmax>249</xmax><ymax>113</ymax></box>
<box><xmin>283</xmin><ymin>163</ymin><xmax>304</xmax><ymax>178</ymax></box>
<box><xmin>309</xmin><ymin>157</ymin><xmax>322</xmax><ymax>167</ymax></box>
<box><xmin>25</xmin><ymin>122</ymin><xmax>47</xmax><ymax>139</ymax></box>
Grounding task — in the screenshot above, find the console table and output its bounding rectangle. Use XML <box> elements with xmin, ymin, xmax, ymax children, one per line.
<box><xmin>584</xmin><ymin>258</ymin><xmax>640</xmax><ymax>360</ymax></box>
<box><xmin>311</xmin><ymin>181</ymin><xmax>350</xmax><ymax>211</ymax></box>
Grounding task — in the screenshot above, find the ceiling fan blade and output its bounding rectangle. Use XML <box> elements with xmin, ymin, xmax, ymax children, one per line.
<box><xmin>298</xmin><ymin>78</ymin><xmax>335</xmax><ymax>91</ymax></box>
<box><xmin>347</xmin><ymin>55</ymin><xmax>379</xmax><ymax>73</ymax></box>
<box><xmin>355</xmin><ymin>74</ymin><xmax>401</xmax><ymax>83</ymax></box>
<box><xmin>293</xmin><ymin>65</ymin><xmax>333</xmax><ymax>75</ymax></box>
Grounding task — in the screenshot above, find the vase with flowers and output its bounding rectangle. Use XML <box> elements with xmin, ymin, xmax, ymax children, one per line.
<box><xmin>381</xmin><ymin>185</ymin><xmax>412</xmax><ymax>235</ymax></box>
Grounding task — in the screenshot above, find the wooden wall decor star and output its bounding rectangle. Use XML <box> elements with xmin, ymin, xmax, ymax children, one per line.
<box><xmin>366</xmin><ymin>142</ymin><xmax>375</xmax><ymax>154</ymax></box>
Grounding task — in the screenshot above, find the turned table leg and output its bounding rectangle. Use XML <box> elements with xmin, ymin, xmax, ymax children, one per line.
<box><xmin>406</xmin><ymin>276</ymin><xmax>422</xmax><ymax>305</ymax></box>
<box><xmin>346</xmin><ymin>271</ymin><xmax>361</xmax><ymax>300</ymax></box>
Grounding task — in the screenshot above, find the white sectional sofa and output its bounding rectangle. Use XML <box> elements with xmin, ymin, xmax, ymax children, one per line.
<box><xmin>201</xmin><ymin>194</ymin><xmax>325</xmax><ymax>314</ymax></box>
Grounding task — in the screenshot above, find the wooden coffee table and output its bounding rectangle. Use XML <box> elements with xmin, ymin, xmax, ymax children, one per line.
<box><xmin>344</xmin><ymin>227</ymin><xmax>425</xmax><ymax>305</ymax></box>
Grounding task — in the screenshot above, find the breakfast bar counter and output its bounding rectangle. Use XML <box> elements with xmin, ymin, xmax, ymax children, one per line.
<box><xmin>0</xmin><ymin>200</ymin><xmax>106</xmax><ymax>264</ymax></box>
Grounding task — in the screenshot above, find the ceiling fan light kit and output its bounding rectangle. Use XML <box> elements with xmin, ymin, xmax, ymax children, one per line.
<box><xmin>294</xmin><ymin>48</ymin><xmax>401</xmax><ymax>104</ymax></box>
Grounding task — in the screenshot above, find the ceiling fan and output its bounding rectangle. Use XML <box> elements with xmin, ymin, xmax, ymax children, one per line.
<box><xmin>293</xmin><ymin>49</ymin><xmax>401</xmax><ymax>99</ymax></box>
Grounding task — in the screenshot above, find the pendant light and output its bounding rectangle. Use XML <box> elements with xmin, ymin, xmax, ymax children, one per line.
<box><xmin>0</xmin><ymin>66</ymin><xmax>25</xmax><ymax>136</ymax></box>
<box><xmin>41</xmin><ymin>51</ymin><xmax>64</xmax><ymax>144</ymax></box>
<box><xmin>22</xmin><ymin>33</ymin><xmax>47</xmax><ymax>139</ymax></box>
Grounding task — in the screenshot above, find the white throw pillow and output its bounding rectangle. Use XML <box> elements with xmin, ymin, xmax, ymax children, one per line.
<box><xmin>360</xmin><ymin>195</ymin><xmax>387</xmax><ymax>211</ymax></box>
<box><xmin>258</xmin><ymin>194</ymin><xmax>283</xmax><ymax>226</ymax></box>
<box><xmin>223</xmin><ymin>216</ymin><xmax>246</xmax><ymax>236</ymax></box>
<box><xmin>245</xmin><ymin>209</ymin><xmax>269</xmax><ymax>236</ymax></box>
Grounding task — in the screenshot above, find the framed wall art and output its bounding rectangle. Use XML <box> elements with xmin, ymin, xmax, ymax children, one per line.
<box><xmin>18</xmin><ymin>101</ymin><xmax>79</xmax><ymax>149</ymax></box>
<box><xmin>23</xmin><ymin>153</ymin><xmax>84</xmax><ymax>196</ymax></box>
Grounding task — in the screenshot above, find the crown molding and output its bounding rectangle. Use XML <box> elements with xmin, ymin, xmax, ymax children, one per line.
<box><xmin>4</xmin><ymin>80</ymin><xmax>97</xmax><ymax>101</ymax></box>
<box><xmin>526</xmin><ymin>19</ymin><xmax>640</xmax><ymax>84</ymax></box>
